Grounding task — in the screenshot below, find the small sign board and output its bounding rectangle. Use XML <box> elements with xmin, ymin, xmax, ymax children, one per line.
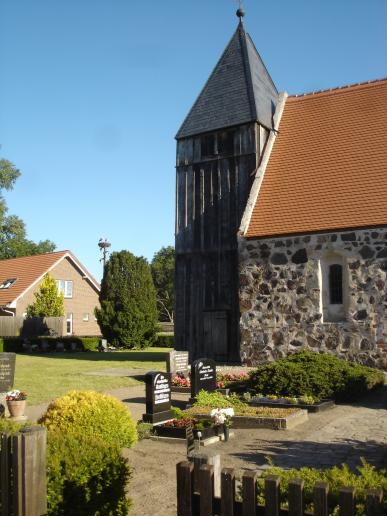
<box><xmin>191</xmin><ymin>358</ymin><xmax>216</xmax><ymax>399</ymax></box>
<box><xmin>186</xmin><ymin>426</ymin><xmax>195</xmax><ymax>456</ymax></box>
<box><xmin>0</xmin><ymin>353</ymin><xmax>16</xmax><ymax>392</ymax></box>
<box><xmin>143</xmin><ymin>371</ymin><xmax>173</xmax><ymax>424</ymax></box>
<box><xmin>166</xmin><ymin>350</ymin><xmax>189</xmax><ymax>376</ymax></box>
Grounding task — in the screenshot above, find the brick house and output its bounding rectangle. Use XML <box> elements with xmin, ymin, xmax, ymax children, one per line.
<box><xmin>0</xmin><ymin>250</ymin><xmax>101</xmax><ymax>336</ymax></box>
<box><xmin>174</xmin><ymin>11</ymin><xmax>387</xmax><ymax>368</ymax></box>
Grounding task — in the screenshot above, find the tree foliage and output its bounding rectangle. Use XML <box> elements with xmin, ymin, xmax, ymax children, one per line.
<box><xmin>26</xmin><ymin>273</ymin><xmax>65</xmax><ymax>317</ymax></box>
<box><xmin>95</xmin><ymin>251</ymin><xmax>158</xmax><ymax>348</ymax></box>
<box><xmin>0</xmin><ymin>158</ymin><xmax>55</xmax><ymax>259</ymax></box>
<box><xmin>150</xmin><ymin>246</ymin><xmax>175</xmax><ymax>322</ymax></box>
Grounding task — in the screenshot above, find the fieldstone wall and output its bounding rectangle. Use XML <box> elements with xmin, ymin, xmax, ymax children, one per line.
<box><xmin>238</xmin><ymin>227</ymin><xmax>387</xmax><ymax>369</ymax></box>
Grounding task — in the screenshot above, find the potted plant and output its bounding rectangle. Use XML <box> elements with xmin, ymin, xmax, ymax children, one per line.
<box><xmin>210</xmin><ymin>407</ymin><xmax>234</xmax><ymax>441</ymax></box>
<box><xmin>5</xmin><ymin>390</ymin><xmax>27</xmax><ymax>418</ymax></box>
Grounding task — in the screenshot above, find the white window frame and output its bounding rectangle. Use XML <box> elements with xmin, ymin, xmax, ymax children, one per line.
<box><xmin>66</xmin><ymin>313</ymin><xmax>73</xmax><ymax>335</ymax></box>
<box><xmin>83</xmin><ymin>313</ymin><xmax>89</xmax><ymax>322</ymax></box>
<box><xmin>56</xmin><ymin>280</ymin><xmax>73</xmax><ymax>298</ymax></box>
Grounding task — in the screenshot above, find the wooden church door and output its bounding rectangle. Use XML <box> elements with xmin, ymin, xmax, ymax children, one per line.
<box><xmin>203</xmin><ymin>311</ymin><xmax>228</xmax><ymax>361</ymax></box>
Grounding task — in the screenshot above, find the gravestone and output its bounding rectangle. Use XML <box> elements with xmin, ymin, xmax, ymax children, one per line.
<box><xmin>191</xmin><ymin>358</ymin><xmax>216</xmax><ymax>399</ymax></box>
<box><xmin>166</xmin><ymin>350</ymin><xmax>189</xmax><ymax>376</ymax></box>
<box><xmin>0</xmin><ymin>353</ymin><xmax>16</xmax><ymax>417</ymax></box>
<box><xmin>0</xmin><ymin>353</ymin><xmax>16</xmax><ymax>392</ymax></box>
<box><xmin>142</xmin><ymin>371</ymin><xmax>173</xmax><ymax>424</ymax></box>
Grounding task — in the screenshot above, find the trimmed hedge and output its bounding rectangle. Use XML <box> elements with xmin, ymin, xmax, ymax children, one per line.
<box><xmin>258</xmin><ymin>459</ymin><xmax>387</xmax><ymax>515</ymax></box>
<box><xmin>39</xmin><ymin>390</ymin><xmax>138</xmax><ymax>449</ymax></box>
<box><xmin>153</xmin><ymin>333</ymin><xmax>174</xmax><ymax>348</ymax></box>
<box><xmin>250</xmin><ymin>351</ymin><xmax>384</xmax><ymax>401</ymax></box>
<box><xmin>0</xmin><ymin>337</ymin><xmax>23</xmax><ymax>352</ymax></box>
<box><xmin>47</xmin><ymin>430</ymin><xmax>131</xmax><ymax>516</ymax></box>
<box><xmin>0</xmin><ymin>336</ymin><xmax>101</xmax><ymax>352</ymax></box>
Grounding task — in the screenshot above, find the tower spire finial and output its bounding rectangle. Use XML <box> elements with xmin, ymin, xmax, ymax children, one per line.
<box><xmin>236</xmin><ymin>0</ymin><xmax>245</xmax><ymax>21</ymax></box>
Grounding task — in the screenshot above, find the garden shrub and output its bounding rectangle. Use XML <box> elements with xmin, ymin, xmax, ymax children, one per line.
<box><xmin>136</xmin><ymin>422</ymin><xmax>154</xmax><ymax>440</ymax></box>
<box><xmin>47</xmin><ymin>430</ymin><xmax>131</xmax><ymax>516</ymax></box>
<box><xmin>257</xmin><ymin>459</ymin><xmax>387</xmax><ymax>515</ymax></box>
<box><xmin>0</xmin><ymin>337</ymin><xmax>23</xmax><ymax>352</ymax></box>
<box><xmin>39</xmin><ymin>390</ymin><xmax>138</xmax><ymax>449</ymax></box>
<box><xmin>152</xmin><ymin>334</ymin><xmax>174</xmax><ymax>348</ymax></box>
<box><xmin>250</xmin><ymin>351</ymin><xmax>384</xmax><ymax>401</ymax></box>
<box><xmin>194</xmin><ymin>390</ymin><xmax>246</xmax><ymax>409</ymax></box>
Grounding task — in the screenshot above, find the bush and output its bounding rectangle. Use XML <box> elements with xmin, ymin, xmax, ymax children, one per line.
<box><xmin>39</xmin><ymin>390</ymin><xmax>138</xmax><ymax>449</ymax></box>
<box><xmin>249</xmin><ymin>351</ymin><xmax>384</xmax><ymax>401</ymax></box>
<box><xmin>194</xmin><ymin>390</ymin><xmax>245</xmax><ymax>409</ymax></box>
<box><xmin>136</xmin><ymin>422</ymin><xmax>154</xmax><ymax>440</ymax></box>
<box><xmin>153</xmin><ymin>334</ymin><xmax>174</xmax><ymax>348</ymax></box>
<box><xmin>257</xmin><ymin>459</ymin><xmax>387</xmax><ymax>515</ymax></box>
<box><xmin>0</xmin><ymin>337</ymin><xmax>23</xmax><ymax>352</ymax></box>
<box><xmin>47</xmin><ymin>430</ymin><xmax>131</xmax><ymax>516</ymax></box>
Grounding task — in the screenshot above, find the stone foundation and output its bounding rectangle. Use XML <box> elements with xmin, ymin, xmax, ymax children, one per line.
<box><xmin>238</xmin><ymin>227</ymin><xmax>387</xmax><ymax>369</ymax></box>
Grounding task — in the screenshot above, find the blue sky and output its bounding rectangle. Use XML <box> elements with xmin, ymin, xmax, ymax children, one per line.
<box><xmin>0</xmin><ymin>0</ymin><xmax>386</xmax><ymax>280</ymax></box>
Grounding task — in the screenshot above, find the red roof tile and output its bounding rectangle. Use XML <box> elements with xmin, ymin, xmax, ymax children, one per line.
<box><xmin>245</xmin><ymin>79</ymin><xmax>387</xmax><ymax>238</ymax></box>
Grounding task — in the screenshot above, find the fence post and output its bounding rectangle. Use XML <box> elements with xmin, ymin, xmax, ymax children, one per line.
<box><xmin>0</xmin><ymin>433</ymin><xmax>11</xmax><ymax>516</ymax></box>
<box><xmin>177</xmin><ymin>461</ymin><xmax>194</xmax><ymax>516</ymax></box>
<box><xmin>265</xmin><ymin>475</ymin><xmax>280</xmax><ymax>516</ymax></box>
<box><xmin>199</xmin><ymin>464</ymin><xmax>214</xmax><ymax>516</ymax></box>
<box><xmin>242</xmin><ymin>470</ymin><xmax>257</xmax><ymax>516</ymax></box>
<box><xmin>21</xmin><ymin>427</ymin><xmax>47</xmax><ymax>516</ymax></box>
<box><xmin>366</xmin><ymin>488</ymin><xmax>383</xmax><ymax>516</ymax></box>
<box><xmin>339</xmin><ymin>487</ymin><xmax>355</xmax><ymax>516</ymax></box>
<box><xmin>314</xmin><ymin>482</ymin><xmax>329</xmax><ymax>516</ymax></box>
<box><xmin>288</xmin><ymin>478</ymin><xmax>304</xmax><ymax>516</ymax></box>
<box><xmin>221</xmin><ymin>468</ymin><xmax>235</xmax><ymax>516</ymax></box>
<box><xmin>188</xmin><ymin>451</ymin><xmax>220</xmax><ymax>497</ymax></box>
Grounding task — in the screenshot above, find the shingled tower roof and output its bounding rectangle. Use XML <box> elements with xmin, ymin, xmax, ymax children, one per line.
<box><xmin>176</xmin><ymin>19</ymin><xmax>278</xmax><ymax>139</ymax></box>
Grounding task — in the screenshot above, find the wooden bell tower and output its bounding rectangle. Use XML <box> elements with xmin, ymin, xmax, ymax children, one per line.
<box><xmin>174</xmin><ymin>9</ymin><xmax>278</xmax><ymax>362</ymax></box>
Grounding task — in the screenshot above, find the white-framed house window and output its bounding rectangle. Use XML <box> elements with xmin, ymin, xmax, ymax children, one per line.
<box><xmin>319</xmin><ymin>252</ymin><xmax>347</xmax><ymax>322</ymax></box>
<box><xmin>83</xmin><ymin>313</ymin><xmax>89</xmax><ymax>322</ymax></box>
<box><xmin>66</xmin><ymin>313</ymin><xmax>73</xmax><ymax>335</ymax></box>
<box><xmin>56</xmin><ymin>280</ymin><xmax>73</xmax><ymax>298</ymax></box>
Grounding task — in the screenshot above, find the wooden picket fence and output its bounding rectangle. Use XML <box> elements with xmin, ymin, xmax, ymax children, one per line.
<box><xmin>0</xmin><ymin>427</ymin><xmax>47</xmax><ymax>516</ymax></box>
<box><xmin>176</xmin><ymin>461</ymin><xmax>384</xmax><ymax>516</ymax></box>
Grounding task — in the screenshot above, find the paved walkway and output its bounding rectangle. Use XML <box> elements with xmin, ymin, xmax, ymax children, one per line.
<box><xmin>25</xmin><ymin>383</ymin><xmax>387</xmax><ymax>516</ymax></box>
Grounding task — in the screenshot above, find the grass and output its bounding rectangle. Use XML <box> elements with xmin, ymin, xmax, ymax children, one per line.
<box><xmin>14</xmin><ymin>348</ymin><xmax>168</xmax><ymax>405</ymax></box>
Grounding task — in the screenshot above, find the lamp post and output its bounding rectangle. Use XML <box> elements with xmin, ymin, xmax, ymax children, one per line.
<box><xmin>98</xmin><ymin>238</ymin><xmax>111</xmax><ymax>267</ymax></box>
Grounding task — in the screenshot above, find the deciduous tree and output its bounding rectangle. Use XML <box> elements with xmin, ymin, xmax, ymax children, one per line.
<box><xmin>26</xmin><ymin>273</ymin><xmax>65</xmax><ymax>317</ymax></box>
<box><xmin>151</xmin><ymin>246</ymin><xmax>175</xmax><ymax>323</ymax></box>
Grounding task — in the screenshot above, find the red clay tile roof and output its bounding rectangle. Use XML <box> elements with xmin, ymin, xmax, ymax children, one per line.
<box><xmin>0</xmin><ymin>251</ymin><xmax>99</xmax><ymax>306</ymax></box>
<box><xmin>245</xmin><ymin>79</ymin><xmax>387</xmax><ymax>238</ymax></box>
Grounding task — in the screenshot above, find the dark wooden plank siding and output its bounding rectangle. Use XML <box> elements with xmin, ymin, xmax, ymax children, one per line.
<box><xmin>175</xmin><ymin>122</ymin><xmax>263</xmax><ymax>362</ymax></box>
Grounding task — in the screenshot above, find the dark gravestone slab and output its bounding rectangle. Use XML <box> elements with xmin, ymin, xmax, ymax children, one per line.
<box><xmin>142</xmin><ymin>371</ymin><xmax>173</xmax><ymax>424</ymax></box>
<box><xmin>166</xmin><ymin>351</ymin><xmax>189</xmax><ymax>376</ymax></box>
<box><xmin>0</xmin><ymin>353</ymin><xmax>16</xmax><ymax>392</ymax></box>
<box><xmin>191</xmin><ymin>358</ymin><xmax>216</xmax><ymax>399</ymax></box>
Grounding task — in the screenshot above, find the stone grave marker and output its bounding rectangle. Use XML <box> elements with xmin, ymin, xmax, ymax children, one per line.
<box><xmin>0</xmin><ymin>353</ymin><xmax>16</xmax><ymax>392</ymax></box>
<box><xmin>191</xmin><ymin>358</ymin><xmax>216</xmax><ymax>399</ymax></box>
<box><xmin>166</xmin><ymin>350</ymin><xmax>189</xmax><ymax>376</ymax></box>
<box><xmin>142</xmin><ymin>371</ymin><xmax>173</xmax><ymax>424</ymax></box>
<box><xmin>0</xmin><ymin>353</ymin><xmax>16</xmax><ymax>417</ymax></box>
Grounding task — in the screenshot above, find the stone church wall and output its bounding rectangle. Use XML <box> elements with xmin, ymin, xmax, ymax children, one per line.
<box><xmin>238</xmin><ymin>227</ymin><xmax>387</xmax><ymax>369</ymax></box>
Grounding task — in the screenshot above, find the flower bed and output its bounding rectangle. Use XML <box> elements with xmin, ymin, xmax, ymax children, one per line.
<box><xmin>171</xmin><ymin>371</ymin><xmax>250</xmax><ymax>393</ymax></box>
<box><xmin>187</xmin><ymin>391</ymin><xmax>308</xmax><ymax>430</ymax></box>
<box><xmin>249</xmin><ymin>395</ymin><xmax>334</xmax><ymax>413</ymax></box>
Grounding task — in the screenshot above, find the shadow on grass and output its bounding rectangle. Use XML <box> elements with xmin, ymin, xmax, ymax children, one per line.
<box><xmin>21</xmin><ymin>350</ymin><xmax>169</xmax><ymax>362</ymax></box>
<box><xmin>230</xmin><ymin>438</ymin><xmax>387</xmax><ymax>471</ymax></box>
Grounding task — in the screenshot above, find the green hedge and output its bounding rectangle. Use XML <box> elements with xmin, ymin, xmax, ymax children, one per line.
<box><xmin>257</xmin><ymin>460</ymin><xmax>387</xmax><ymax>515</ymax></box>
<box><xmin>0</xmin><ymin>336</ymin><xmax>101</xmax><ymax>352</ymax></box>
<box><xmin>153</xmin><ymin>334</ymin><xmax>174</xmax><ymax>347</ymax></box>
<box><xmin>0</xmin><ymin>337</ymin><xmax>23</xmax><ymax>352</ymax></box>
<box><xmin>47</xmin><ymin>430</ymin><xmax>131</xmax><ymax>516</ymax></box>
<box><xmin>250</xmin><ymin>351</ymin><xmax>384</xmax><ymax>401</ymax></box>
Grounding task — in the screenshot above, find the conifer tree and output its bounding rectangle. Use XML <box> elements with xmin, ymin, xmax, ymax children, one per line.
<box><xmin>95</xmin><ymin>250</ymin><xmax>158</xmax><ymax>348</ymax></box>
<box><xmin>26</xmin><ymin>273</ymin><xmax>65</xmax><ymax>317</ymax></box>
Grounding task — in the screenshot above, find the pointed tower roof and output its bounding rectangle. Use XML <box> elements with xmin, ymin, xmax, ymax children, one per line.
<box><xmin>176</xmin><ymin>18</ymin><xmax>278</xmax><ymax>139</ymax></box>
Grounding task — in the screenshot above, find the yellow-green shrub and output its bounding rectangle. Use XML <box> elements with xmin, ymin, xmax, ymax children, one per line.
<box><xmin>39</xmin><ymin>390</ymin><xmax>137</xmax><ymax>449</ymax></box>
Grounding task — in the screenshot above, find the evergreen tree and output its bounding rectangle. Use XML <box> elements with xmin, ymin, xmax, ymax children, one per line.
<box><xmin>26</xmin><ymin>273</ymin><xmax>65</xmax><ymax>317</ymax></box>
<box><xmin>151</xmin><ymin>246</ymin><xmax>175</xmax><ymax>322</ymax></box>
<box><xmin>95</xmin><ymin>250</ymin><xmax>158</xmax><ymax>348</ymax></box>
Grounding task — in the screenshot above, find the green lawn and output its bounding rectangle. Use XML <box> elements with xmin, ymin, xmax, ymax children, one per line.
<box><xmin>14</xmin><ymin>349</ymin><xmax>168</xmax><ymax>405</ymax></box>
